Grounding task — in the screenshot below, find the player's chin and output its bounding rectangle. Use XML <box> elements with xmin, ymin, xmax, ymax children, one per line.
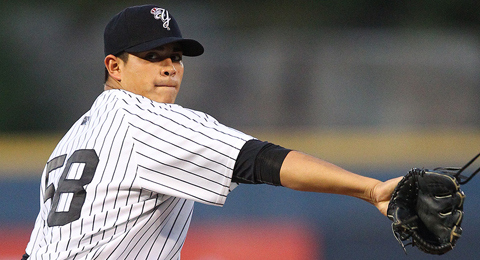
<box><xmin>151</xmin><ymin>88</ymin><xmax>178</xmax><ymax>104</ymax></box>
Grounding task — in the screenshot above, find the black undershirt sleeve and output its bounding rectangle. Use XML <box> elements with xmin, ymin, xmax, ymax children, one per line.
<box><xmin>232</xmin><ymin>139</ymin><xmax>292</xmax><ymax>186</ymax></box>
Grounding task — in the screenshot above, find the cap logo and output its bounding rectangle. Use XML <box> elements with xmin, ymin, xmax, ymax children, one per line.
<box><xmin>150</xmin><ymin>7</ymin><xmax>171</xmax><ymax>30</ymax></box>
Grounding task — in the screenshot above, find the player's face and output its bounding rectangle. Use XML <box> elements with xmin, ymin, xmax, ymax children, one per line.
<box><xmin>118</xmin><ymin>43</ymin><xmax>184</xmax><ymax>104</ymax></box>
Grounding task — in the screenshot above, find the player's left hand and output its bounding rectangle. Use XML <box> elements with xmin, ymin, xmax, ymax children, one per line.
<box><xmin>371</xmin><ymin>177</ymin><xmax>403</xmax><ymax>216</ymax></box>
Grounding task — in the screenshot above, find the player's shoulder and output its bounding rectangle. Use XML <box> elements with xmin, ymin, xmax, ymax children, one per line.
<box><xmin>100</xmin><ymin>89</ymin><xmax>218</xmax><ymax>123</ymax></box>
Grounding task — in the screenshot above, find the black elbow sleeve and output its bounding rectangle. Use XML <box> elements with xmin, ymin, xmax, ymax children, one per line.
<box><xmin>232</xmin><ymin>139</ymin><xmax>291</xmax><ymax>186</ymax></box>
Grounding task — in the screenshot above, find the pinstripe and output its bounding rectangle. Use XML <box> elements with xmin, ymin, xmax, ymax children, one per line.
<box><xmin>25</xmin><ymin>89</ymin><xmax>253</xmax><ymax>259</ymax></box>
<box><xmin>130</xmin><ymin>122</ymin><xmax>235</xmax><ymax>166</ymax></box>
<box><xmin>135</xmin><ymin>139</ymin><xmax>230</xmax><ymax>179</ymax></box>
<box><xmin>165</xmin><ymin>206</ymin><xmax>194</xmax><ymax>260</ymax></box>
<box><xmin>136</xmin><ymin>201</ymin><xmax>176</xmax><ymax>259</ymax></box>
<box><xmin>99</xmin><ymin>114</ymin><xmax>127</xmax><ymax>213</ymax></box>
<box><xmin>128</xmin><ymin>105</ymin><xmax>245</xmax><ymax>151</ymax></box>
<box><xmin>113</xmin><ymin>128</ymin><xmax>133</xmax><ymax>210</ymax></box>
<box><xmin>138</xmin><ymin>173</ymin><xmax>225</xmax><ymax>205</ymax></box>
<box><xmin>88</xmin><ymin>109</ymin><xmax>123</xmax><ymax>216</ymax></box>
<box><xmin>109</xmin><ymin>202</ymin><xmax>146</xmax><ymax>259</ymax></box>
<box><xmin>154</xmin><ymin>200</ymin><xmax>187</xmax><ymax>259</ymax></box>
<box><xmin>118</xmin><ymin>197</ymin><xmax>170</xmax><ymax>259</ymax></box>
<box><xmin>170</xmin><ymin>108</ymin><xmax>250</xmax><ymax>143</ymax></box>
<box><xmin>136</xmin><ymin>152</ymin><xmax>229</xmax><ymax>187</ymax></box>
<box><xmin>133</xmin><ymin>105</ymin><xmax>247</xmax><ymax>150</ymax></box>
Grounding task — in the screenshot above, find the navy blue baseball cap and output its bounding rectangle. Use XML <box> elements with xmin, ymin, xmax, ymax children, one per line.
<box><xmin>104</xmin><ymin>5</ymin><xmax>204</xmax><ymax>57</ymax></box>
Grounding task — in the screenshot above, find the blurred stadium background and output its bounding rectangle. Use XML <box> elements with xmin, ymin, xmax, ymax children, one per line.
<box><xmin>1</xmin><ymin>0</ymin><xmax>480</xmax><ymax>259</ymax></box>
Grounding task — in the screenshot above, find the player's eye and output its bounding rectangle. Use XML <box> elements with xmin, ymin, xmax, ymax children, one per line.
<box><xmin>143</xmin><ymin>52</ymin><xmax>161</xmax><ymax>61</ymax></box>
<box><xmin>139</xmin><ymin>52</ymin><xmax>182</xmax><ymax>63</ymax></box>
<box><xmin>171</xmin><ymin>53</ymin><xmax>183</xmax><ymax>62</ymax></box>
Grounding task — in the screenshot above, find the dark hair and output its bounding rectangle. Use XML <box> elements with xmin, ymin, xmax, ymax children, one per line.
<box><xmin>104</xmin><ymin>52</ymin><xmax>129</xmax><ymax>82</ymax></box>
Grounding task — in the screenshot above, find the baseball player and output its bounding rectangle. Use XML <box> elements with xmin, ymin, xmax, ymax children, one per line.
<box><xmin>22</xmin><ymin>4</ymin><xmax>401</xmax><ymax>260</ymax></box>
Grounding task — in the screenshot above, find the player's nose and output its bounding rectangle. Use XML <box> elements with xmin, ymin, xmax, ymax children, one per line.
<box><xmin>161</xmin><ymin>58</ymin><xmax>177</xmax><ymax>77</ymax></box>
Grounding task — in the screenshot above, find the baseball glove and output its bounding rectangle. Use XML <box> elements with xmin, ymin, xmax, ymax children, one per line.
<box><xmin>387</xmin><ymin>167</ymin><xmax>465</xmax><ymax>255</ymax></box>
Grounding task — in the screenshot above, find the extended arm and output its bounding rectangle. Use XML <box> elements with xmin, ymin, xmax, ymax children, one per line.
<box><xmin>233</xmin><ymin>140</ymin><xmax>401</xmax><ymax>216</ymax></box>
<box><xmin>280</xmin><ymin>151</ymin><xmax>402</xmax><ymax>216</ymax></box>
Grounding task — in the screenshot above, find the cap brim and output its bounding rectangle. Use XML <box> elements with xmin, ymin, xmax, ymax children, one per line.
<box><xmin>125</xmin><ymin>37</ymin><xmax>204</xmax><ymax>56</ymax></box>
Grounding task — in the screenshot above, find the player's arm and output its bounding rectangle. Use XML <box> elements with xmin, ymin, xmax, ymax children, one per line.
<box><xmin>279</xmin><ymin>151</ymin><xmax>401</xmax><ymax>216</ymax></box>
<box><xmin>233</xmin><ymin>140</ymin><xmax>400</xmax><ymax>216</ymax></box>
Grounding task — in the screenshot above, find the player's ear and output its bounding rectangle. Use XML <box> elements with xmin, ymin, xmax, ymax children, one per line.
<box><xmin>104</xmin><ymin>54</ymin><xmax>122</xmax><ymax>81</ymax></box>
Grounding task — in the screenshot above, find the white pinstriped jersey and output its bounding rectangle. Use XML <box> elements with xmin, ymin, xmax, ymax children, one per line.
<box><xmin>25</xmin><ymin>89</ymin><xmax>253</xmax><ymax>260</ymax></box>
